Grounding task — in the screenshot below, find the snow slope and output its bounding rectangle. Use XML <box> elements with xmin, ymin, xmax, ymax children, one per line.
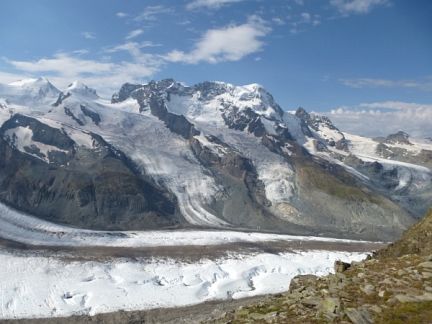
<box><xmin>0</xmin><ymin>249</ymin><xmax>367</xmax><ymax>319</ymax></box>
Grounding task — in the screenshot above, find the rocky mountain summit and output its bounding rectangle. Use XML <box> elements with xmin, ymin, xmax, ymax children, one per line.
<box><xmin>210</xmin><ymin>209</ymin><xmax>432</xmax><ymax>323</ymax></box>
<box><xmin>0</xmin><ymin>78</ymin><xmax>431</xmax><ymax>240</ymax></box>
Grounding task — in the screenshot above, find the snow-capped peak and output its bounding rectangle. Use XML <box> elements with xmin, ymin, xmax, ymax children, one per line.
<box><xmin>8</xmin><ymin>77</ymin><xmax>59</xmax><ymax>93</ymax></box>
<box><xmin>112</xmin><ymin>79</ymin><xmax>284</xmax><ymax>122</ymax></box>
<box><xmin>9</xmin><ymin>76</ymin><xmax>48</xmax><ymax>87</ymax></box>
<box><xmin>66</xmin><ymin>81</ymin><xmax>98</xmax><ymax>99</ymax></box>
<box><xmin>0</xmin><ymin>77</ymin><xmax>60</xmax><ymax>105</ymax></box>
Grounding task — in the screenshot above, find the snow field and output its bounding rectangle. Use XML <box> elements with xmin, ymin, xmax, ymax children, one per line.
<box><xmin>0</xmin><ymin>249</ymin><xmax>367</xmax><ymax>319</ymax></box>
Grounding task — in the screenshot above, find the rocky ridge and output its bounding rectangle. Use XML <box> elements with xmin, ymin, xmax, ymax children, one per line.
<box><xmin>0</xmin><ymin>78</ymin><xmax>430</xmax><ymax>241</ymax></box>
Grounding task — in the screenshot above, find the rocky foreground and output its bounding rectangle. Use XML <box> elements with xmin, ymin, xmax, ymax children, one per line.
<box><xmin>207</xmin><ymin>209</ymin><xmax>432</xmax><ymax>323</ymax></box>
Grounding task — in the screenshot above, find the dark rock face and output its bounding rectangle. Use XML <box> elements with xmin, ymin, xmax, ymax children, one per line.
<box><xmin>80</xmin><ymin>105</ymin><xmax>101</xmax><ymax>126</ymax></box>
<box><xmin>295</xmin><ymin>108</ymin><xmax>335</xmax><ymax>133</ymax></box>
<box><xmin>195</xmin><ymin>81</ymin><xmax>229</xmax><ymax>100</ymax></box>
<box><xmin>295</xmin><ymin>107</ymin><xmax>349</xmax><ymax>151</ymax></box>
<box><xmin>385</xmin><ymin>131</ymin><xmax>412</xmax><ymax>145</ymax></box>
<box><xmin>113</xmin><ymin>80</ymin><xmax>200</xmax><ymax>139</ymax></box>
<box><xmin>148</xmin><ymin>95</ymin><xmax>199</xmax><ymax>139</ymax></box>
<box><xmin>335</xmin><ymin>138</ymin><xmax>349</xmax><ymax>151</ymax></box>
<box><xmin>375</xmin><ymin>142</ymin><xmax>432</xmax><ymax>169</ymax></box>
<box><xmin>190</xmin><ymin>136</ymin><xmax>270</xmax><ymax>208</ymax></box>
<box><xmin>222</xmin><ymin>107</ymin><xmax>259</xmax><ymax>132</ymax></box>
<box><xmin>295</xmin><ymin>107</ymin><xmax>311</xmax><ymax>123</ymax></box>
<box><xmin>0</xmin><ymin>116</ymin><xmax>178</xmax><ymax>230</ymax></box>
<box><xmin>1</xmin><ymin>114</ymin><xmax>75</xmax><ymax>152</ymax></box>
<box><xmin>64</xmin><ymin>107</ymin><xmax>84</xmax><ymax>126</ymax></box>
<box><xmin>52</xmin><ymin>92</ymin><xmax>71</xmax><ymax>107</ymax></box>
<box><xmin>343</xmin><ymin>154</ymin><xmax>400</xmax><ymax>191</ymax></box>
<box><xmin>111</xmin><ymin>83</ymin><xmax>142</xmax><ymax>103</ymax></box>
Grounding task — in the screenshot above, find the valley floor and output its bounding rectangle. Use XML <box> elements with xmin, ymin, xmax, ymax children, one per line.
<box><xmin>0</xmin><ymin>236</ymin><xmax>381</xmax><ymax>321</ymax></box>
<box><xmin>0</xmin><ymin>203</ymin><xmax>384</xmax><ymax>321</ymax></box>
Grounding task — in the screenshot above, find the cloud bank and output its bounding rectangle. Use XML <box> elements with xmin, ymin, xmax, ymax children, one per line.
<box><xmin>325</xmin><ymin>101</ymin><xmax>432</xmax><ymax>138</ymax></box>
<box><xmin>330</xmin><ymin>0</ymin><xmax>389</xmax><ymax>15</ymax></box>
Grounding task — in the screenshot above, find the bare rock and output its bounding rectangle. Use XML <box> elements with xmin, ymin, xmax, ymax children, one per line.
<box><xmin>418</xmin><ymin>261</ymin><xmax>432</xmax><ymax>269</ymax></box>
<box><xmin>289</xmin><ymin>275</ymin><xmax>318</xmax><ymax>293</ymax></box>
<box><xmin>318</xmin><ymin>297</ymin><xmax>341</xmax><ymax>319</ymax></box>
<box><xmin>301</xmin><ymin>297</ymin><xmax>322</xmax><ymax>308</ymax></box>
<box><xmin>394</xmin><ymin>292</ymin><xmax>432</xmax><ymax>303</ymax></box>
<box><xmin>360</xmin><ymin>284</ymin><xmax>375</xmax><ymax>296</ymax></box>
<box><xmin>335</xmin><ymin>260</ymin><xmax>351</xmax><ymax>273</ymax></box>
<box><xmin>345</xmin><ymin>307</ymin><xmax>373</xmax><ymax>324</ymax></box>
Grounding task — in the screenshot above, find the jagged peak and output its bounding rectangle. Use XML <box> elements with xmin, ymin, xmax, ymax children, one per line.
<box><xmin>112</xmin><ymin>79</ymin><xmax>284</xmax><ymax>119</ymax></box>
<box><xmin>295</xmin><ymin>107</ymin><xmax>339</xmax><ymax>131</ymax></box>
<box><xmin>295</xmin><ymin>107</ymin><xmax>310</xmax><ymax>119</ymax></box>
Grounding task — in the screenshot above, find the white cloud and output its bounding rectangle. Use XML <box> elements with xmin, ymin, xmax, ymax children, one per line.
<box><xmin>289</xmin><ymin>12</ymin><xmax>320</xmax><ymax>34</ymax></box>
<box><xmin>5</xmin><ymin>53</ymin><xmax>163</xmax><ymax>97</ymax></box>
<box><xmin>81</xmin><ymin>31</ymin><xmax>96</xmax><ymax>39</ymax></box>
<box><xmin>2</xmin><ymin>15</ymin><xmax>271</xmax><ymax>97</ymax></box>
<box><xmin>165</xmin><ymin>16</ymin><xmax>271</xmax><ymax>64</ymax></box>
<box><xmin>134</xmin><ymin>5</ymin><xmax>172</xmax><ymax>21</ymax></box>
<box><xmin>340</xmin><ymin>77</ymin><xmax>432</xmax><ymax>92</ymax></box>
<box><xmin>330</xmin><ymin>0</ymin><xmax>389</xmax><ymax>15</ymax></box>
<box><xmin>105</xmin><ymin>42</ymin><xmax>162</xmax><ymax>61</ymax></box>
<box><xmin>326</xmin><ymin>101</ymin><xmax>432</xmax><ymax>138</ymax></box>
<box><xmin>186</xmin><ymin>0</ymin><xmax>244</xmax><ymax>10</ymax></box>
<box><xmin>125</xmin><ymin>29</ymin><xmax>144</xmax><ymax>40</ymax></box>
<box><xmin>8</xmin><ymin>54</ymin><xmax>114</xmax><ymax>75</ymax></box>
<box><xmin>72</xmin><ymin>49</ymin><xmax>89</xmax><ymax>55</ymax></box>
<box><xmin>0</xmin><ymin>71</ymin><xmax>33</xmax><ymax>85</ymax></box>
<box><xmin>116</xmin><ymin>12</ymin><xmax>128</xmax><ymax>18</ymax></box>
<box><xmin>300</xmin><ymin>12</ymin><xmax>311</xmax><ymax>22</ymax></box>
<box><xmin>272</xmin><ymin>17</ymin><xmax>286</xmax><ymax>26</ymax></box>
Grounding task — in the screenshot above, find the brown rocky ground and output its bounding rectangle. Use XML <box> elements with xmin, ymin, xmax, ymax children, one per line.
<box><xmin>207</xmin><ymin>209</ymin><xmax>432</xmax><ymax>324</ymax></box>
<box><xmin>207</xmin><ymin>254</ymin><xmax>432</xmax><ymax>323</ymax></box>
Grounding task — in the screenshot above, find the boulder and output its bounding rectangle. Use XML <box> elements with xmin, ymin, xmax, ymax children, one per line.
<box><xmin>289</xmin><ymin>275</ymin><xmax>318</xmax><ymax>293</ymax></box>
<box><xmin>335</xmin><ymin>260</ymin><xmax>351</xmax><ymax>273</ymax></box>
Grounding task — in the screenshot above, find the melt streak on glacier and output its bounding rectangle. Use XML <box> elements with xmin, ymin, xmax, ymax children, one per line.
<box><xmin>0</xmin><ymin>202</ymin><xmax>370</xmax><ymax>247</ymax></box>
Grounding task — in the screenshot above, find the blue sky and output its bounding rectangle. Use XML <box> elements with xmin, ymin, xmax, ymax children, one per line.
<box><xmin>0</xmin><ymin>0</ymin><xmax>431</xmax><ymax>136</ymax></box>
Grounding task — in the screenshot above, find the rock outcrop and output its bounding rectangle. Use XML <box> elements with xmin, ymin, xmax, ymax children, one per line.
<box><xmin>209</xmin><ymin>209</ymin><xmax>432</xmax><ymax>323</ymax></box>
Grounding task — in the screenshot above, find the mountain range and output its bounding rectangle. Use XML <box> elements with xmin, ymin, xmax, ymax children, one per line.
<box><xmin>0</xmin><ymin>77</ymin><xmax>431</xmax><ymax>241</ymax></box>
